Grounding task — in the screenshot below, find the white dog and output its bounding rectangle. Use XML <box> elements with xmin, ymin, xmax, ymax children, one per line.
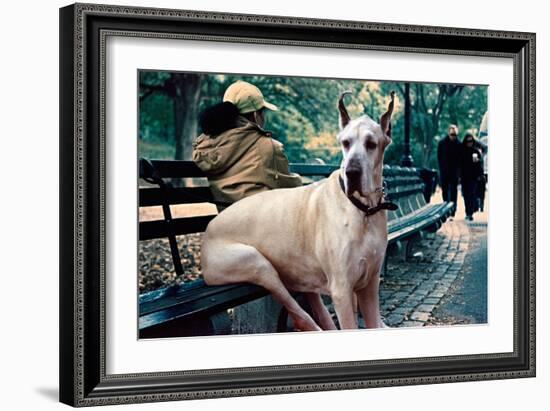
<box><xmin>201</xmin><ymin>92</ymin><xmax>396</xmax><ymax>331</ymax></box>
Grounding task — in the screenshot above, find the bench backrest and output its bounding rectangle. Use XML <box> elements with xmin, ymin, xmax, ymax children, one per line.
<box><xmin>139</xmin><ymin>159</ymin><xmax>429</xmax><ymax>276</ymax></box>
<box><xmin>383</xmin><ymin>165</ymin><xmax>428</xmax><ymax>221</ymax></box>
<box><xmin>139</xmin><ymin>160</ymin><xmax>430</xmax><ymax>236</ymax></box>
<box><xmin>139</xmin><ymin>160</ymin><xmax>341</xmax><ymax>239</ymax></box>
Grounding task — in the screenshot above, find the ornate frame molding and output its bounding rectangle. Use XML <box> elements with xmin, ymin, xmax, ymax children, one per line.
<box><xmin>60</xmin><ymin>3</ymin><xmax>535</xmax><ymax>407</ymax></box>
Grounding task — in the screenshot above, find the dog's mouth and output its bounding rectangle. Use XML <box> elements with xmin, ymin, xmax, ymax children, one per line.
<box><xmin>343</xmin><ymin>175</ymin><xmax>381</xmax><ymax>208</ymax></box>
<box><xmin>351</xmin><ymin>190</ymin><xmax>379</xmax><ymax>208</ymax></box>
<box><xmin>345</xmin><ymin>178</ymin><xmax>361</xmax><ymax>197</ymax></box>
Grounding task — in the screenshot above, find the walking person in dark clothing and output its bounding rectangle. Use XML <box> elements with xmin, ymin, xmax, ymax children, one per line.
<box><xmin>460</xmin><ymin>133</ymin><xmax>484</xmax><ymax>221</ymax></box>
<box><xmin>437</xmin><ymin>125</ymin><xmax>462</xmax><ymax>216</ymax></box>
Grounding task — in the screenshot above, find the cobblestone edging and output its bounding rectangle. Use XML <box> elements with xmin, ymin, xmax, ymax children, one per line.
<box><xmin>376</xmin><ymin>221</ymin><xmax>472</xmax><ymax>327</ymax></box>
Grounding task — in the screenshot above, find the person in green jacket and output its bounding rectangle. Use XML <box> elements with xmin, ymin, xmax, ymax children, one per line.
<box><xmin>192</xmin><ymin>81</ymin><xmax>302</xmax><ymax>205</ymax></box>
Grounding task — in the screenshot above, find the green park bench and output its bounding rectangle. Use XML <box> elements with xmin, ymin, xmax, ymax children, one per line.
<box><xmin>138</xmin><ymin>159</ymin><xmax>453</xmax><ymax>338</ymax></box>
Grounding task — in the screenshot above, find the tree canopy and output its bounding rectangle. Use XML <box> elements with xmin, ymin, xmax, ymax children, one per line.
<box><xmin>139</xmin><ymin>70</ymin><xmax>487</xmax><ymax>169</ymax></box>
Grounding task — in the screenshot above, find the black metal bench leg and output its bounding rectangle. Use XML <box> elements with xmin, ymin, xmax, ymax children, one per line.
<box><xmin>162</xmin><ymin>202</ymin><xmax>184</xmax><ymax>276</ymax></box>
<box><xmin>209</xmin><ymin>311</ymin><xmax>232</xmax><ymax>335</ymax></box>
<box><xmin>167</xmin><ymin>233</ymin><xmax>184</xmax><ymax>276</ymax></box>
<box><xmin>381</xmin><ymin>254</ymin><xmax>388</xmax><ymax>278</ymax></box>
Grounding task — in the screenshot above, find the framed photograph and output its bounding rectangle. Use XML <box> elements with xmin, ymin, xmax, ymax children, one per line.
<box><xmin>59</xmin><ymin>3</ymin><xmax>535</xmax><ymax>407</ymax></box>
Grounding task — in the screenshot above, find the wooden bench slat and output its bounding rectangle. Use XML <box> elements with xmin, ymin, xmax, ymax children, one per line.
<box><xmin>139</xmin><ymin>280</ymin><xmax>206</xmax><ymax>304</ymax></box>
<box><xmin>387</xmin><ymin>184</ymin><xmax>424</xmax><ymax>199</ymax></box>
<box><xmin>146</xmin><ymin>160</ymin><xmax>341</xmax><ymax>179</ymax></box>
<box><xmin>388</xmin><ymin>202</ymin><xmax>447</xmax><ymax>230</ymax></box>
<box><xmin>139</xmin><ymin>215</ymin><xmax>215</xmax><ymax>240</ymax></box>
<box><xmin>388</xmin><ymin>202</ymin><xmax>453</xmax><ymax>243</ymax></box>
<box><xmin>139</xmin><ymin>187</ymin><xmax>215</xmax><ymax>207</ymax></box>
<box><xmin>140</xmin><ymin>279</ymin><xmax>257</xmax><ymax>315</ymax></box>
<box><xmin>289</xmin><ymin>163</ymin><xmax>339</xmax><ymax>176</ymax></box>
<box><xmin>149</xmin><ymin>160</ymin><xmax>207</xmax><ymax>178</ymax></box>
<box><xmin>139</xmin><ymin>283</ymin><xmax>268</xmax><ymax>331</ymax></box>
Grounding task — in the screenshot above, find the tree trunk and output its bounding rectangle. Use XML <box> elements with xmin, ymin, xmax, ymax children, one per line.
<box><xmin>172</xmin><ymin>73</ymin><xmax>202</xmax><ymax>161</ymax></box>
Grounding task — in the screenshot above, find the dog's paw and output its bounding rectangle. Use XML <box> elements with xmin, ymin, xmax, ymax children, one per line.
<box><xmin>293</xmin><ymin>316</ymin><xmax>322</xmax><ymax>332</ymax></box>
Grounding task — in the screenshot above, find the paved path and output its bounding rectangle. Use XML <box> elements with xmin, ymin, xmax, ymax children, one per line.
<box><xmin>374</xmin><ymin>187</ymin><xmax>488</xmax><ymax>328</ymax></box>
<box><xmin>430</xmin><ymin>223</ymin><xmax>488</xmax><ymax>325</ymax></box>
<box><xmin>377</xmin><ymin>220</ymin><xmax>474</xmax><ymax>327</ymax></box>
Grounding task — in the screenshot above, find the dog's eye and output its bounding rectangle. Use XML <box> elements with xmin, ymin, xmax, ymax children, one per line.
<box><xmin>366</xmin><ymin>141</ymin><xmax>377</xmax><ymax>150</ymax></box>
<box><xmin>341</xmin><ymin>140</ymin><xmax>350</xmax><ymax>150</ymax></box>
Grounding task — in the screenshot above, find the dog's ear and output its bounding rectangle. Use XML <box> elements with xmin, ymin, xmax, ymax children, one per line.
<box><xmin>380</xmin><ymin>91</ymin><xmax>395</xmax><ymax>139</ymax></box>
<box><xmin>338</xmin><ymin>91</ymin><xmax>352</xmax><ymax>130</ymax></box>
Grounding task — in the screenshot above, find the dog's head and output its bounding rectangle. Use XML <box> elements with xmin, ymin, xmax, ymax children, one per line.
<box><xmin>337</xmin><ymin>91</ymin><xmax>395</xmax><ymax>207</ymax></box>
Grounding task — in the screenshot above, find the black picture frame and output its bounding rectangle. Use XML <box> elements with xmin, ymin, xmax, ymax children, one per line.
<box><xmin>59</xmin><ymin>3</ymin><xmax>536</xmax><ymax>407</ymax></box>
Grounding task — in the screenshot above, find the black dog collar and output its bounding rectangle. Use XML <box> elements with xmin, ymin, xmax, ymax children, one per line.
<box><xmin>338</xmin><ymin>175</ymin><xmax>398</xmax><ymax>216</ymax></box>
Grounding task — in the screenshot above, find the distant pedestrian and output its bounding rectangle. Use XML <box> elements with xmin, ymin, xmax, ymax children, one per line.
<box><xmin>460</xmin><ymin>133</ymin><xmax>484</xmax><ymax>221</ymax></box>
<box><xmin>437</xmin><ymin>125</ymin><xmax>462</xmax><ymax>216</ymax></box>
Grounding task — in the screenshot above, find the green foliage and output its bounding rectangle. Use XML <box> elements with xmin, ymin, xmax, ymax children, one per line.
<box><xmin>139</xmin><ymin>71</ymin><xmax>174</xmax><ymax>145</ymax></box>
<box><xmin>139</xmin><ymin>71</ymin><xmax>487</xmax><ymax>169</ymax></box>
<box><xmin>139</xmin><ymin>92</ymin><xmax>174</xmax><ymax>143</ymax></box>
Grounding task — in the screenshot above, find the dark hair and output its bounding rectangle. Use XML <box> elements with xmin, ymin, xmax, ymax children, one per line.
<box><xmin>240</xmin><ymin>112</ymin><xmax>255</xmax><ymax>123</ymax></box>
<box><xmin>463</xmin><ymin>133</ymin><xmax>475</xmax><ymax>145</ymax></box>
<box><xmin>199</xmin><ymin>102</ymin><xmax>240</xmax><ymax>136</ymax></box>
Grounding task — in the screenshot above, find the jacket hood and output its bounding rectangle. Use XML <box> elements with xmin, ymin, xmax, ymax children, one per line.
<box><xmin>193</xmin><ymin>116</ymin><xmax>271</xmax><ymax>175</ymax></box>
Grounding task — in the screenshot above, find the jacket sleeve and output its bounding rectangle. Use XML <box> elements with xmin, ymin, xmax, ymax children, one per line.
<box><xmin>437</xmin><ymin>140</ymin><xmax>445</xmax><ymax>174</ymax></box>
<box><xmin>475</xmin><ymin>149</ymin><xmax>484</xmax><ymax>178</ymax></box>
<box><xmin>456</xmin><ymin>144</ymin><xmax>463</xmax><ymax>176</ymax></box>
<box><xmin>475</xmin><ymin>139</ymin><xmax>488</xmax><ymax>154</ymax></box>
<box><xmin>256</xmin><ymin>137</ymin><xmax>303</xmax><ymax>189</ymax></box>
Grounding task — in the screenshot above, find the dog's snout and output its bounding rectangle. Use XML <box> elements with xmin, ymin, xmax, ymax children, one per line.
<box><xmin>345</xmin><ymin>160</ymin><xmax>362</xmax><ymax>181</ymax></box>
<box><xmin>345</xmin><ymin>167</ymin><xmax>361</xmax><ymax>180</ymax></box>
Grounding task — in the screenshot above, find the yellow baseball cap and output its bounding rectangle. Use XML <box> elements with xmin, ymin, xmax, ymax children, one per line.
<box><xmin>223</xmin><ymin>81</ymin><xmax>278</xmax><ymax>114</ymax></box>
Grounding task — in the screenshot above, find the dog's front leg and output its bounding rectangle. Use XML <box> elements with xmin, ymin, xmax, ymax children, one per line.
<box><xmin>331</xmin><ymin>287</ymin><xmax>358</xmax><ymax>329</ymax></box>
<box><xmin>356</xmin><ymin>273</ymin><xmax>386</xmax><ymax>328</ymax></box>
